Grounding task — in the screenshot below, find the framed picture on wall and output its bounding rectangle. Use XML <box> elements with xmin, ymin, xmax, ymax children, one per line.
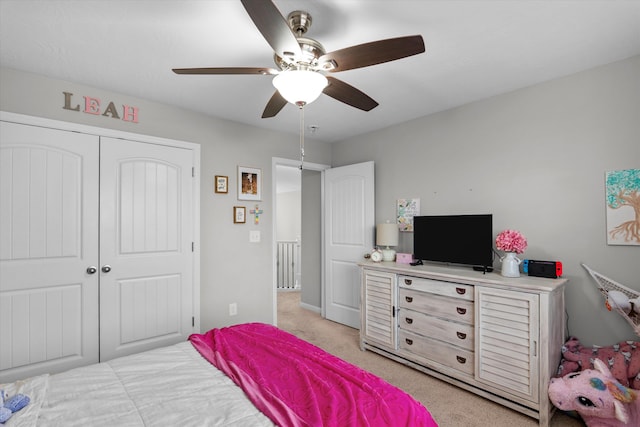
<box><xmin>214</xmin><ymin>175</ymin><xmax>228</xmax><ymax>193</ymax></box>
<box><xmin>238</xmin><ymin>166</ymin><xmax>261</xmax><ymax>201</ymax></box>
<box><xmin>234</xmin><ymin>206</ymin><xmax>246</xmax><ymax>224</ymax></box>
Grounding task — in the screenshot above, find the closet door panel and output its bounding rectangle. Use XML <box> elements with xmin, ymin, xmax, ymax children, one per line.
<box><xmin>118</xmin><ymin>160</ymin><xmax>180</xmax><ymax>253</ymax></box>
<box><xmin>0</xmin><ymin>121</ymin><xmax>99</xmax><ymax>383</ymax></box>
<box><xmin>99</xmin><ymin>137</ymin><xmax>194</xmax><ymax>361</ymax></box>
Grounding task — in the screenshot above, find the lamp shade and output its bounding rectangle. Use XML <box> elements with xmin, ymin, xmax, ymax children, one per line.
<box><xmin>376</xmin><ymin>222</ymin><xmax>399</xmax><ymax>247</ymax></box>
<box><xmin>272</xmin><ymin>70</ymin><xmax>328</xmax><ymax>106</ymax></box>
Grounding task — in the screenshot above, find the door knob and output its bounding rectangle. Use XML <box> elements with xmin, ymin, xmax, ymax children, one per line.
<box><xmin>101</xmin><ymin>265</ymin><xmax>112</xmax><ymax>273</ymax></box>
<box><xmin>86</xmin><ymin>266</ymin><xmax>97</xmax><ymax>274</ymax></box>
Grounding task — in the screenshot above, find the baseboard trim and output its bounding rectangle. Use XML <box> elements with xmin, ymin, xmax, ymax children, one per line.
<box><xmin>300</xmin><ymin>301</ymin><xmax>321</xmax><ymax>313</ymax></box>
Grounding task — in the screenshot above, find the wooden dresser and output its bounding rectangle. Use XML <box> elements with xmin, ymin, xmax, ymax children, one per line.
<box><xmin>359</xmin><ymin>261</ymin><xmax>567</xmax><ymax>427</ymax></box>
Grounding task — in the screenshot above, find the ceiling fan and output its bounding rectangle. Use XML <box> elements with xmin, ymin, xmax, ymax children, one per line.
<box><xmin>172</xmin><ymin>0</ymin><xmax>425</xmax><ymax>118</ymax></box>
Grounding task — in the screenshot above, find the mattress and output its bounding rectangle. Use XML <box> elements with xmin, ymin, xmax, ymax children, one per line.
<box><xmin>1</xmin><ymin>341</ymin><xmax>274</xmax><ymax>426</ymax></box>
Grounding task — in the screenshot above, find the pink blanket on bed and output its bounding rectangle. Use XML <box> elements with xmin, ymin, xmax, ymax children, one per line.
<box><xmin>189</xmin><ymin>323</ymin><xmax>437</xmax><ymax>427</ymax></box>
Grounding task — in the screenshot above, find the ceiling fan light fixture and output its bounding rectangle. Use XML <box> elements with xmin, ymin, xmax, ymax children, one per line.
<box><xmin>273</xmin><ymin>70</ymin><xmax>328</xmax><ymax>106</ymax></box>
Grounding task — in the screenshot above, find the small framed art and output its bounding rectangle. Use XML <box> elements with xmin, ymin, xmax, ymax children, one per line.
<box><xmin>397</xmin><ymin>198</ymin><xmax>420</xmax><ymax>232</ymax></box>
<box><xmin>215</xmin><ymin>175</ymin><xmax>228</xmax><ymax>194</ymax></box>
<box><xmin>234</xmin><ymin>206</ymin><xmax>246</xmax><ymax>224</ymax></box>
<box><xmin>238</xmin><ymin>166</ymin><xmax>261</xmax><ymax>201</ymax></box>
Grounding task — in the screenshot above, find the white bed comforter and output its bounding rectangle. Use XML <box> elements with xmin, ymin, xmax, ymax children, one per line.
<box><xmin>2</xmin><ymin>342</ymin><xmax>275</xmax><ymax>426</ymax></box>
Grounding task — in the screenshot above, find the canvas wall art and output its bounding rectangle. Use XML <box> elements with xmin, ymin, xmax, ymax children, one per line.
<box><xmin>605</xmin><ymin>168</ymin><xmax>640</xmax><ymax>246</ymax></box>
<box><xmin>397</xmin><ymin>199</ymin><xmax>420</xmax><ymax>232</ymax></box>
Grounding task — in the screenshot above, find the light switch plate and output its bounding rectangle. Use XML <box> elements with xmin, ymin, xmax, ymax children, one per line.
<box><xmin>249</xmin><ymin>230</ymin><xmax>261</xmax><ymax>243</ymax></box>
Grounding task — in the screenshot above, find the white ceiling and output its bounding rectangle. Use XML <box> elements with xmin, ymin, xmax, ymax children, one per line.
<box><xmin>1</xmin><ymin>1</ymin><xmax>639</xmax><ymax>143</ymax></box>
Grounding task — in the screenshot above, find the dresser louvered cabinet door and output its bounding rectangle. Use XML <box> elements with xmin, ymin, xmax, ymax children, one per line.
<box><xmin>361</xmin><ymin>270</ymin><xmax>396</xmax><ymax>350</ymax></box>
<box><xmin>475</xmin><ymin>287</ymin><xmax>540</xmax><ymax>405</ymax></box>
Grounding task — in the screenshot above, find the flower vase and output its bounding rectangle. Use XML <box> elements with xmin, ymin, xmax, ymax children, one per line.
<box><xmin>501</xmin><ymin>252</ymin><xmax>521</xmax><ymax>278</ymax></box>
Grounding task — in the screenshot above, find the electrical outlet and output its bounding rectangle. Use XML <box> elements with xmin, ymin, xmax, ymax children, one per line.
<box><xmin>229</xmin><ymin>302</ymin><xmax>237</xmax><ymax>316</ymax></box>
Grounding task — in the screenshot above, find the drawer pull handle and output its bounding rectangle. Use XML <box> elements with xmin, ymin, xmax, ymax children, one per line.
<box><xmin>456</xmin><ymin>307</ymin><xmax>467</xmax><ymax>315</ymax></box>
<box><xmin>456</xmin><ymin>287</ymin><xmax>466</xmax><ymax>295</ymax></box>
<box><xmin>405</xmin><ymin>338</ymin><xmax>413</xmax><ymax>345</ymax></box>
<box><xmin>404</xmin><ymin>279</ymin><xmax>413</xmax><ymax>285</ymax></box>
<box><xmin>405</xmin><ymin>318</ymin><xmax>413</xmax><ymax>324</ymax></box>
<box><xmin>405</xmin><ymin>296</ymin><xmax>413</xmax><ymax>303</ymax></box>
<box><xmin>456</xmin><ymin>356</ymin><xmax>467</xmax><ymax>364</ymax></box>
<box><xmin>456</xmin><ymin>332</ymin><xmax>467</xmax><ymax>340</ymax></box>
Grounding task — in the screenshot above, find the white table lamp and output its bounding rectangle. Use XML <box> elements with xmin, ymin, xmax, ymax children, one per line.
<box><xmin>376</xmin><ymin>221</ymin><xmax>399</xmax><ymax>262</ymax></box>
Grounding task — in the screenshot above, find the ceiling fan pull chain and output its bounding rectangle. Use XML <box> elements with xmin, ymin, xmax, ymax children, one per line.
<box><xmin>299</xmin><ymin>105</ymin><xmax>305</xmax><ymax>170</ymax></box>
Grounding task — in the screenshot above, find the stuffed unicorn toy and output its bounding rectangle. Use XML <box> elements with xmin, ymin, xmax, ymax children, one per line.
<box><xmin>549</xmin><ymin>358</ymin><xmax>640</xmax><ymax>426</ymax></box>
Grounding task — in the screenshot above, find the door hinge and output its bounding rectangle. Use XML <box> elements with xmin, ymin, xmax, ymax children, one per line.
<box><xmin>192</xmin><ymin>242</ymin><xmax>195</xmax><ymax>252</ymax></box>
<box><xmin>192</xmin><ymin>316</ymin><xmax>195</xmax><ymax>327</ymax></box>
<box><xmin>392</xmin><ymin>306</ymin><xmax>396</xmax><ymax>317</ymax></box>
<box><xmin>192</xmin><ymin>166</ymin><xmax>195</xmax><ymax>177</ymax></box>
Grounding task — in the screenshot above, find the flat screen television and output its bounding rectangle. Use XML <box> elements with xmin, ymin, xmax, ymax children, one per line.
<box><xmin>413</xmin><ymin>214</ymin><xmax>493</xmax><ymax>270</ymax></box>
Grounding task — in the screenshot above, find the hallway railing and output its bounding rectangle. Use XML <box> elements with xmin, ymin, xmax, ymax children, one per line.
<box><xmin>277</xmin><ymin>240</ymin><xmax>300</xmax><ymax>289</ymax></box>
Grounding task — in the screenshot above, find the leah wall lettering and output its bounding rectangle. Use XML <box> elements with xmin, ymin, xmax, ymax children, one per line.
<box><xmin>62</xmin><ymin>91</ymin><xmax>139</xmax><ymax>123</ymax></box>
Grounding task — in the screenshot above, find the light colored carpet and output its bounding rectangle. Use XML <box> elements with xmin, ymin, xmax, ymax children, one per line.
<box><xmin>277</xmin><ymin>291</ymin><xmax>583</xmax><ymax>427</ymax></box>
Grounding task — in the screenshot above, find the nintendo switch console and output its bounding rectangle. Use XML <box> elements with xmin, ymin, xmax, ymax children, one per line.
<box><xmin>523</xmin><ymin>259</ymin><xmax>563</xmax><ymax>278</ymax></box>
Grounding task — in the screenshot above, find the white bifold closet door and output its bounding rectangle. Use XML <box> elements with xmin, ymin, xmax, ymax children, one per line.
<box><xmin>99</xmin><ymin>137</ymin><xmax>194</xmax><ymax>362</ymax></box>
<box><xmin>0</xmin><ymin>122</ymin><xmax>100</xmax><ymax>382</ymax></box>
<box><xmin>0</xmin><ymin>122</ymin><xmax>195</xmax><ymax>383</ymax></box>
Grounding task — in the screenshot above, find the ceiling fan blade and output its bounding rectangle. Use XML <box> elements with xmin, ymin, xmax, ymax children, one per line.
<box><xmin>323</xmin><ymin>76</ymin><xmax>378</xmax><ymax>111</ymax></box>
<box><xmin>240</xmin><ymin>0</ymin><xmax>301</xmax><ymax>59</ymax></box>
<box><xmin>262</xmin><ymin>91</ymin><xmax>288</xmax><ymax>118</ymax></box>
<box><xmin>172</xmin><ymin>67</ymin><xmax>278</xmax><ymax>75</ymax></box>
<box><xmin>319</xmin><ymin>35</ymin><xmax>425</xmax><ymax>73</ymax></box>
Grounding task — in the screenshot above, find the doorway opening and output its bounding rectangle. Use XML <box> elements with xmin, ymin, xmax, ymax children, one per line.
<box><xmin>272</xmin><ymin>157</ymin><xmax>329</xmax><ymax>326</ymax></box>
<box><xmin>275</xmin><ymin>165</ymin><xmax>301</xmax><ymax>291</ymax></box>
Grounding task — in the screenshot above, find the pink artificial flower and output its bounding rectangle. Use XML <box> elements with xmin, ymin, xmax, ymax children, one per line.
<box><xmin>496</xmin><ymin>229</ymin><xmax>528</xmax><ymax>254</ymax></box>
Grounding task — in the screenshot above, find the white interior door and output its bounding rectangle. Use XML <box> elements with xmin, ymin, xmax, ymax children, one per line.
<box><xmin>323</xmin><ymin>161</ymin><xmax>375</xmax><ymax>329</ymax></box>
<box><xmin>0</xmin><ymin>121</ymin><xmax>100</xmax><ymax>383</ymax></box>
<box><xmin>99</xmin><ymin>137</ymin><xmax>195</xmax><ymax>361</ymax></box>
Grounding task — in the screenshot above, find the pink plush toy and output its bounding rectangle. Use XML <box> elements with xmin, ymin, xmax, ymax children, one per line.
<box><xmin>557</xmin><ymin>337</ymin><xmax>640</xmax><ymax>389</ymax></box>
<box><xmin>549</xmin><ymin>359</ymin><xmax>640</xmax><ymax>426</ymax></box>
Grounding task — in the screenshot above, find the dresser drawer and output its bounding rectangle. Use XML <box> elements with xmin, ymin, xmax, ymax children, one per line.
<box><xmin>399</xmin><ymin>308</ymin><xmax>474</xmax><ymax>350</ymax></box>
<box><xmin>399</xmin><ymin>288</ymin><xmax>474</xmax><ymax>324</ymax></box>
<box><xmin>398</xmin><ymin>275</ymin><xmax>473</xmax><ymax>300</ymax></box>
<box><xmin>399</xmin><ymin>329</ymin><xmax>474</xmax><ymax>376</ymax></box>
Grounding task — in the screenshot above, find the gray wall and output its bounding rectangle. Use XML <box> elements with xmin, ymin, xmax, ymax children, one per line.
<box><xmin>2</xmin><ymin>55</ymin><xmax>638</xmax><ymax>346</ymax></box>
<box><xmin>276</xmin><ymin>190</ymin><xmax>301</xmax><ymax>242</ymax></box>
<box><xmin>301</xmin><ymin>169</ymin><xmax>322</xmax><ymax>309</ymax></box>
<box><xmin>0</xmin><ymin>67</ymin><xmax>332</xmax><ymax>332</ymax></box>
<box><xmin>331</xmin><ymin>56</ymin><xmax>640</xmax><ymax>346</ymax></box>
